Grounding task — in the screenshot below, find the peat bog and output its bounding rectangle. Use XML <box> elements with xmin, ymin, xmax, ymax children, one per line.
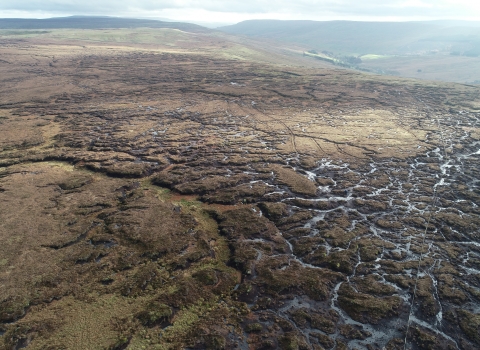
<box><xmin>0</xmin><ymin>31</ymin><xmax>479</xmax><ymax>349</ymax></box>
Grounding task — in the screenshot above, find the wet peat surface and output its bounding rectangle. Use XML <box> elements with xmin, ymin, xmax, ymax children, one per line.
<box><xmin>0</xmin><ymin>42</ymin><xmax>480</xmax><ymax>349</ymax></box>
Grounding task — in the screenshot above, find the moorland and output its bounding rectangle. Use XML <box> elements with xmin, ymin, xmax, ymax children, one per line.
<box><xmin>0</xmin><ymin>18</ymin><xmax>480</xmax><ymax>350</ymax></box>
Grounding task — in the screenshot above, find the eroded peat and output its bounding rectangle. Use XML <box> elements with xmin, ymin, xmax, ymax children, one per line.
<box><xmin>0</xmin><ymin>39</ymin><xmax>479</xmax><ymax>350</ymax></box>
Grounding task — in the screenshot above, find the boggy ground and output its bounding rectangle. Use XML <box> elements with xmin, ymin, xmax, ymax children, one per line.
<box><xmin>0</xmin><ymin>36</ymin><xmax>480</xmax><ymax>350</ymax></box>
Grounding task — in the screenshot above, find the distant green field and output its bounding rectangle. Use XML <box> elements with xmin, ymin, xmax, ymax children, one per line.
<box><xmin>49</xmin><ymin>28</ymin><xmax>191</xmax><ymax>45</ymax></box>
<box><xmin>0</xmin><ymin>30</ymin><xmax>51</xmax><ymax>37</ymax></box>
<box><xmin>304</xmin><ymin>51</ymin><xmax>338</xmax><ymax>63</ymax></box>
<box><xmin>0</xmin><ymin>27</ymin><xmax>203</xmax><ymax>47</ymax></box>
<box><xmin>360</xmin><ymin>54</ymin><xmax>391</xmax><ymax>60</ymax></box>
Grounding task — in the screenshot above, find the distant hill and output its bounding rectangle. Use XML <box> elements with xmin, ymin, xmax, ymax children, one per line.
<box><xmin>0</xmin><ymin>16</ymin><xmax>209</xmax><ymax>33</ymax></box>
<box><xmin>219</xmin><ymin>20</ymin><xmax>480</xmax><ymax>56</ymax></box>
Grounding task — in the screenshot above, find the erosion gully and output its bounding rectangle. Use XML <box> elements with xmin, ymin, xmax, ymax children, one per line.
<box><xmin>137</xmin><ymin>106</ymin><xmax>479</xmax><ymax>349</ymax></box>
<box><xmin>216</xmin><ymin>109</ymin><xmax>480</xmax><ymax>349</ymax></box>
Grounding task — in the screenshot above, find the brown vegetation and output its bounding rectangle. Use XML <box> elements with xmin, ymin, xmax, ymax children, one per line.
<box><xmin>0</xmin><ymin>29</ymin><xmax>479</xmax><ymax>349</ymax></box>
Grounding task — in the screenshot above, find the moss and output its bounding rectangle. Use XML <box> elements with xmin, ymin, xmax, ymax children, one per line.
<box><xmin>411</xmin><ymin>327</ymin><xmax>438</xmax><ymax>350</ymax></box>
<box><xmin>376</xmin><ymin>219</ymin><xmax>402</xmax><ymax>230</ymax></box>
<box><xmin>291</xmin><ymin>237</ymin><xmax>325</xmax><ymax>257</ymax></box>
<box><xmin>337</xmin><ymin>283</ymin><xmax>402</xmax><ymax>324</ymax></box>
<box><xmin>310</xmin><ymin>332</ymin><xmax>334</xmax><ymax>349</ymax></box>
<box><xmin>230</xmin><ymin>242</ymin><xmax>258</xmax><ymax>274</ymax></box>
<box><xmin>193</xmin><ymin>269</ymin><xmax>218</xmax><ymax>286</ymax></box>
<box><xmin>202</xmin><ymin>182</ymin><xmax>273</xmax><ymax>205</ymax></box>
<box><xmin>290</xmin><ymin>309</ymin><xmax>310</xmax><ymax>328</ymax></box>
<box><xmin>275</xmin><ymin>317</ymin><xmax>295</xmax><ymax>332</ymax></box>
<box><xmin>3</xmin><ymin>324</ymin><xmax>32</xmax><ymax>349</ymax></box>
<box><xmin>279</xmin><ymin>332</ymin><xmax>310</xmax><ymax>350</ymax></box>
<box><xmin>257</xmin><ymin>202</ymin><xmax>288</xmax><ymax>222</ymax></box>
<box><xmin>320</xmin><ymin>227</ymin><xmax>355</xmax><ymax>248</ymax></box>
<box><xmin>289</xmin><ymin>308</ymin><xmax>337</xmax><ymax>335</ymax></box>
<box><xmin>278</xmin><ymin>210</ymin><xmax>314</xmax><ymax>227</ymax></box>
<box><xmin>385</xmin><ymin>338</ymin><xmax>404</xmax><ymax>350</ymax></box>
<box><xmin>458</xmin><ymin>309</ymin><xmax>480</xmax><ymax>344</ymax></box>
<box><xmin>283</xmin><ymin>227</ymin><xmax>311</xmax><ymax>239</ymax></box>
<box><xmin>438</xmin><ymin>275</ymin><xmax>468</xmax><ymax>304</ymax></box>
<box><xmin>0</xmin><ymin>295</ymin><xmax>29</xmax><ymax>323</ymax></box>
<box><xmin>256</xmin><ymin>260</ymin><xmax>342</xmax><ymax>301</ymax></box>
<box><xmin>174</xmin><ymin>174</ymin><xmax>248</xmax><ymax>195</ymax></box>
<box><xmin>136</xmin><ymin>302</ymin><xmax>172</xmax><ymax>326</ymax></box>
<box><xmin>254</xmin><ymin>339</ymin><xmax>275</xmax><ymax>349</ymax></box>
<box><xmin>415</xmin><ymin>277</ymin><xmax>440</xmax><ymax>317</ymax></box>
<box><xmin>154</xmin><ymin>299</ymin><xmax>241</xmax><ymax>349</ymax></box>
<box><xmin>316</xmin><ymin>177</ymin><xmax>335</xmax><ymax>186</ymax></box>
<box><xmin>8</xmin><ymin>322</ymin><xmax>52</xmax><ymax>348</ymax></box>
<box><xmin>339</xmin><ymin>324</ymin><xmax>371</xmax><ymax>340</ymax></box>
<box><xmin>359</xmin><ymin>244</ymin><xmax>381</xmax><ymax>262</ymax></box>
<box><xmin>351</xmin><ymin>275</ymin><xmax>396</xmax><ymax>296</ymax></box>
<box><xmin>204</xmin><ymin>334</ymin><xmax>226</xmax><ymax>350</ymax></box>
<box><xmin>111</xmin><ymin>315</ymin><xmax>141</xmax><ymax>349</ymax></box>
<box><xmin>353</xmin><ymin>198</ymin><xmax>387</xmax><ymax>213</ymax></box>
<box><xmin>271</xmin><ymin>165</ymin><xmax>318</xmax><ymax>196</ymax></box>
<box><xmin>279</xmin><ymin>334</ymin><xmax>299</xmax><ymax>350</ymax></box>
<box><xmin>245</xmin><ymin>323</ymin><xmax>263</xmax><ymax>333</ymax></box>
<box><xmin>310</xmin><ymin>314</ymin><xmax>336</xmax><ymax>334</ymax></box>
<box><xmin>58</xmin><ymin>174</ymin><xmax>92</xmax><ymax>190</ymax></box>
<box><xmin>217</xmin><ymin>207</ymin><xmax>277</xmax><ymax>240</ymax></box>
<box><xmin>160</xmin><ymin>305</ymin><xmax>201</xmax><ymax>342</ymax></box>
<box><xmin>103</xmin><ymin>162</ymin><xmax>148</xmax><ymax>178</ymax></box>
<box><xmin>384</xmin><ymin>275</ymin><xmax>414</xmax><ymax>289</ymax></box>
<box><xmin>120</xmin><ymin>263</ymin><xmax>167</xmax><ymax>296</ymax></box>
<box><xmin>326</xmin><ymin>249</ymin><xmax>357</xmax><ymax>275</ymax></box>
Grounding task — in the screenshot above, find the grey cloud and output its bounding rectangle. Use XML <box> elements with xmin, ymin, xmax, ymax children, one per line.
<box><xmin>0</xmin><ymin>0</ymin><xmax>475</xmax><ymax>19</ymax></box>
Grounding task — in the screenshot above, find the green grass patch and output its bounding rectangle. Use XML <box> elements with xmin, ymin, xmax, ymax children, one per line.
<box><xmin>360</xmin><ymin>54</ymin><xmax>391</xmax><ymax>60</ymax></box>
<box><xmin>304</xmin><ymin>51</ymin><xmax>338</xmax><ymax>63</ymax></box>
<box><xmin>178</xmin><ymin>198</ymin><xmax>200</xmax><ymax>207</ymax></box>
<box><xmin>0</xmin><ymin>30</ymin><xmax>50</xmax><ymax>37</ymax></box>
<box><xmin>5</xmin><ymin>28</ymin><xmax>192</xmax><ymax>45</ymax></box>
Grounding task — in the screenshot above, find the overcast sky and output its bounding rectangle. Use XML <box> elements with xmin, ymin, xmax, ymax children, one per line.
<box><xmin>1</xmin><ymin>0</ymin><xmax>480</xmax><ymax>24</ymax></box>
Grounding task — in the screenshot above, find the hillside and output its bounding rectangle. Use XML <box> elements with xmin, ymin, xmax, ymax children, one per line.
<box><xmin>220</xmin><ymin>19</ymin><xmax>480</xmax><ymax>83</ymax></box>
<box><xmin>0</xmin><ymin>25</ymin><xmax>333</xmax><ymax>68</ymax></box>
<box><xmin>0</xmin><ymin>16</ymin><xmax>209</xmax><ymax>33</ymax></box>
<box><xmin>219</xmin><ymin>19</ymin><xmax>480</xmax><ymax>56</ymax></box>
